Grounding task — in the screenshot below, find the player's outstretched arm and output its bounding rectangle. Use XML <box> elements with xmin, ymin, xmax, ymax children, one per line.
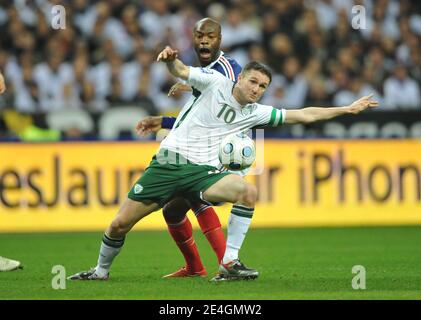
<box><xmin>284</xmin><ymin>94</ymin><xmax>379</xmax><ymax>124</ymax></box>
<box><xmin>157</xmin><ymin>46</ymin><xmax>190</xmax><ymax>80</ymax></box>
<box><xmin>0</xmin><ymin>72</ymin><xmax>6</xmax><ymax>95</ymax></box>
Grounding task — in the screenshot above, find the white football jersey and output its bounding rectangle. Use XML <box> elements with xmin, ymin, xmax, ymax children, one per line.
<box><xmin>159</xmin><ymin>67</ymin><xmax>285</xmax><ymax>167</ymax></box>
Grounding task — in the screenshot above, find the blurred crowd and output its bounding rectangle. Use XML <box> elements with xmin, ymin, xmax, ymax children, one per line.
<box><xmin>0</xmin><ymin>0</ymin><xmax>420</xmax><ymax>120</ymax></box>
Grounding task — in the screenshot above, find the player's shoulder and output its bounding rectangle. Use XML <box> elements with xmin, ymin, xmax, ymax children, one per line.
<box><xmin>217</xmin><ymin>53</ymin><xmax>242</xmax><ymax>73</ymax></box>
<box><xmin>193</xmin><ymin>66</ymin><xmax>231</xmax><ymax>88</ymax></box>
<box><xmin>205</xmin><ymin>67</ymin><xmax>230</xmax><ymax>83</ymax></box>
<box><xmin>198</xmin><ymin>67</ymin><xmax>216</xmax><ymax>75</ymax></box>
<box><xmin>213</xmin><ymin>53</ymin><xmax>242</xmax><ymax>81</ymax></box>
<box><xmin>219</xmin><ymin>53</ymin><xmax>241</xmax><ymax>69</ymax></box>
<box><xmin>193</xmin><ymin>66</ymin><xmax>225</xmax><ymax>79</ymax></box>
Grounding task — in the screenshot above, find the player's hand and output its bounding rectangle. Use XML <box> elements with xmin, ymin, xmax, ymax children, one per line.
<box><xmin>135</xmin><ymin>116</ymin><xmax>163</xmax><ymax>136</ymax></box>
<box><xmin>0</xmin><ymin>72</ymin><xmax>6</xmax><ymax>95</ymax></box>
<box><xmin>347</xmin><ymin>94</ymin><xmax>379</xmax><ymax>114</ymax></box>
<box><xmin>157</xmin><ymin>46</ymin><xmax>178</xmax><ymax>63</ymax></box>
<box><xmin>168</xmin><ymin>83</ymin><xmax>192</xmax><ymax>96</ymax></box>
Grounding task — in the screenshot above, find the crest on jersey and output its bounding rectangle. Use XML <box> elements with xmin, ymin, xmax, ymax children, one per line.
<box><xmin>134</xmin><ymin>184</ymin><xmax>143</xmax><ymax>194</ymax></box>
<box><xmin>241</xmin><ymin>106</ymin><xmax>252</xmax><ymax>116</ymax></box>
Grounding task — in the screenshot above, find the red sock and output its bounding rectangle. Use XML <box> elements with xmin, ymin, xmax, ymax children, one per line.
<box><xmin>195</xmin><ymin>206</ymin><xmax>226</xmax><ymax>264</ymax></box>
<box><xmin>166</xmin><ymin>216</ymin><xmax>204</xmax><ymax>273</ymax></box>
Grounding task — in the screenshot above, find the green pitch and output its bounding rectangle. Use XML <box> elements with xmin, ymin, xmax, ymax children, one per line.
<box><xmin>1</xmin><ymin>226</ymin><xmax>421</xmax><ymax>300</ymax></box>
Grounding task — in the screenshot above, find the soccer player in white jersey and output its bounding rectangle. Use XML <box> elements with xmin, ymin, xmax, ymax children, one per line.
<box><xmin>68</xmin><ymin>47</ymin><xmax>378</xmax><ymax>281</ymax></box>
<box><xmin>155</xmin><ymin>18</ymin><xmax>242</xmax><ymax>278</ymax></box>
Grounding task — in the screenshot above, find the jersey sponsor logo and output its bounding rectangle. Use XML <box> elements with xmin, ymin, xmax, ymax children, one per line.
<box><xmin>134</xmin><ymin>184</ymin><xmax>143</xmax><ymax>194</ymax></box>
<box><xmin>200</xmin><ymin>68</ymin><xmax>213</xmax><ymax>74</ymax></box>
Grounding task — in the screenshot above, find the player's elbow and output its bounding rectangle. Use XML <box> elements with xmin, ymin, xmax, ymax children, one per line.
<box><xmin>302</xmin><ymin>114</ymin><xmax>316</xmax><ymax>124</ymax></box>
<box><xmin>291</xmin><ymin>115</ymin><xmax>313</xmax><ymax>124</ymax></box>
<box><xmin>285</xmin><ymin>110</ymin><xmax>315</xmax><ymax>124</ymax></box>
<box><xmin>179</xmin><ymin>67</ymin><xmax>190</xmax><ymax>81</ymax></box>
<box><xmin>298</xmin><ymin>109</ymin><xmax>317</xmax><ymax>124</ymax></box>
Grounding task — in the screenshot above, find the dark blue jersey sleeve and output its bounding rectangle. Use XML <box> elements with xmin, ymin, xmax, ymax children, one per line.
<box><xmin>162</xmin><ymin>116</ymin><xmax>177</xmax><ymax>129</ymax></box>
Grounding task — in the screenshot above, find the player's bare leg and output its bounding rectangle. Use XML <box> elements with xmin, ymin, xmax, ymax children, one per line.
<box><xmin>203</xmin><ymin>174</ymin><xmax>259</xmax><ymax>281</ymax></box>
<box><xmin>68</xmin><ymin>198</ymin><xmax>160</xmax><ymax>280</ymax></box>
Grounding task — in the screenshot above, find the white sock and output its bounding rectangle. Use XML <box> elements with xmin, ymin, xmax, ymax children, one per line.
<box><xmin>222</xmin><ymin>205</ymin><xmax>254</xmax><ymax>264</ymax></box>
<box><xmin>95</xmin><ymin>234</ymin><xmax>125</xmax><ymax>276</ymax></box>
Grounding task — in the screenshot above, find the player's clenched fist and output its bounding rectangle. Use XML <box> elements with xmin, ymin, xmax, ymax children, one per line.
<box><xmin>157</xmin><ymin>46</ymin><xmax>179</xmax><ymax>62</ymax></box>
<box><xmin>0</xmin><ymin>72</ymin><xmax>6</xmax><ymax>95</ymax></box>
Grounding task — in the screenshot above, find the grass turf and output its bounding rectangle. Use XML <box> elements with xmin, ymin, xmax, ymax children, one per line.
<box><xmin>1</xmin><ymin>226</ymin><xmax>420</xmax><ymax>300</ymax></box>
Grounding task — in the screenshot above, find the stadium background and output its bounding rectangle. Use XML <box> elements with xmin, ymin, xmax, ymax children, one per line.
<box><xmin>1</xmin><ymin>0</ymin><xmax>421</xmax><ymax>300</ymax></box>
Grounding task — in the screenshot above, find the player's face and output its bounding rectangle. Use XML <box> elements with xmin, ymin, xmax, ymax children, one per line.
<box><xmin>193</xmin><ymin>24</ymin><xmax>221</xmax><ymax>66</ymax></box>
<box><xmin>237</xmin><ymin>70</ymin><xmax>270</xmax><ymax>104</ymax></box>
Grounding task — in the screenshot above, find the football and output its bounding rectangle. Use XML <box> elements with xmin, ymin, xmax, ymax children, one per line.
<box><xmin>218</xmin><ymin>132</ymin><xmax>256</xmax><ymax>171</ymax></box>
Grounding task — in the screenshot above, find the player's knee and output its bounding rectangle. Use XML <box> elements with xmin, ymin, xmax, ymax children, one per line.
<box><xmin>109</xmin><ymin>218</ymin><xmax>130</xmax><ymax>238</ymax></box>
<box><xmin>162</xmin><ymin>199</ymin><xmax>189</xmax><ymax>224</ymax></box>
<box><xmin>226</xmin><ymin>182</ymin><xmax>245</xmax><ymax>204</ymax></box>
<box><xmin>163</xmin><ymin>205</ymin><xmax>186</xmax><ymax>224</ymax></box>
<box><xmin>242</xmin><ymin>183</ymin><xmax>257</xmax><ymax>207</ymax></box>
